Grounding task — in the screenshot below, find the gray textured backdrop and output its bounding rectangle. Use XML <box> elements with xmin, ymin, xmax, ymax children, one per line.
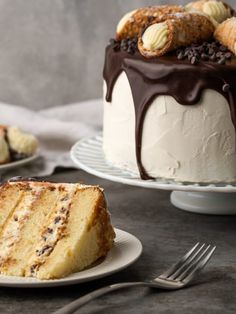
<box><xmin>0</xmin><ymin>0</ymin><xmax>234</xmax><ymax>110</ymax></box>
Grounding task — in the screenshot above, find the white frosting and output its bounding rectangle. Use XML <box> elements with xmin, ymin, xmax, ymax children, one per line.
<box><xmin>103</xmin><ymin>72</ymin><xmax>236</xmax><ymax>183</ymax></box>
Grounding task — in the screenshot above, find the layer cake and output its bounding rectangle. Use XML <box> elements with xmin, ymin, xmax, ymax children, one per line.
<box><xmin>103</xmin><ymin>1</ymin><xmax>236</xmax><ymax>183</ymax></box>
<box><xmin>0</xmin><ymin>180</ymin><xmax>115</xmax><ymax>279</ymax></box>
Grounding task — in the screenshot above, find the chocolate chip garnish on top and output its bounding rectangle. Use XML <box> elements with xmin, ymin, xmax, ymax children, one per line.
<box><xmin>176</xmin><ymin>40</ymin><xmax>233</xmax><ymax>65</ymax></box>
<box><xmin>109</xmin><ymin>37</ymin><xmax>138</xmax><ymax>55</ymax></box>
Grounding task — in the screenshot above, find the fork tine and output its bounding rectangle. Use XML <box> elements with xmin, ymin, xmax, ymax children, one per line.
<box><xmin>159</xmin><ymin>242</ymin><xmax>200</xmax><ymax>279</ymax></box>
<box><xmin>167</xmin><ymin>243</ymin><xmax>207</xmax><ymax>280</ymax></box>
<box><xmin>177</xmin><ymin>245</ymin><xmax>216</xmax><ymax>282</ymax></box>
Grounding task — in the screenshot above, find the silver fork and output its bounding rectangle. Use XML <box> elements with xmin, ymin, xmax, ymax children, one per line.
<box><xmin>52</xmin><ymin>243</ymin><xmax>216</xmax><ymax>314</ymax></box>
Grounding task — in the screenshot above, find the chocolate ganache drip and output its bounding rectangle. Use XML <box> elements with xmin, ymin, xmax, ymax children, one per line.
<box><xmin>103</xmin><ymin>44</ymin><xmax>236</xmax><ymax>180</ymax></box>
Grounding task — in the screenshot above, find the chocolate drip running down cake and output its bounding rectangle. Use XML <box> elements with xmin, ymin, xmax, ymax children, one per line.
<box><xmin>0</xmin><ymin>180</ymin><xmax>115</xmax><ymax>279</ymax></box>
<box><xmin>103</xmin><ymin>1</ymin><xmax>236</xmax><ymax>183</ymax></box>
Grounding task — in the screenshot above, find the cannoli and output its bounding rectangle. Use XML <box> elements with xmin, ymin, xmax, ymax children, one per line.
<box><xmin>0</xmin><ymin>125</ymin><xmax>10</xmax><ymax>164</ymax></box>
<box><xmin>186</xmin><ymin>0</ymin><xmax>232</xmax><ymax>23</ymax></box>
<box><xmin>214</xmin><ymin>17</ymin><xmax>236</xmax><ymax>55</ymax></box>
<box><xmin>116</xmin><ymin>5</ymin><xmax>185</xmax><ymax>40</ymax></box>
<box><xmin>138</xmin><ymin>12</ymin><xmax>215</xmax><ymax>58</ymax></box>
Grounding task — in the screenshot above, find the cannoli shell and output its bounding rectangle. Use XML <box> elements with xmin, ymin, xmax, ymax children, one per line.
<box><xmin>138</xmin><ymin>12</ymin><xmax>215</xmax><ymax>58</ymax></box>
<box><xmin>186</xmin><ymin>0</ymin><xmax>234</xmax><ymax>21</ymax></box>
<box><xmin>214</xmin><ymin>17</ymin><xmax>236</xmax><ymax>55</ymax></box>
<box><xmin>116</xmin><ymin>5</ymin><xmax>185</xmax><ymax>40</ymax></box>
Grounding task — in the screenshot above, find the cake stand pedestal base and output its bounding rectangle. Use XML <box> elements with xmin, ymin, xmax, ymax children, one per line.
<box><xmin>171</xmin><ymin>191</ymin><xmax>236</xmax><ymax>215</ymax></box>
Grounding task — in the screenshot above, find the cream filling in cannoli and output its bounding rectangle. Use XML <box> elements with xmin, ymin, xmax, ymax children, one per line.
<box><xmin>7</xmin><ymin>126</ymin><xmax>38</xmax><ymax>155</ymax></box>
<box><xmin>142</xmin><ymin>22</ymin><xmax>169</xmax><ymax>51</ymax></box>
<box><xmin>0</xmin><ymin>136</ymin><xmax>9</xmax><ymax>163</ymax></box>
<box><xmin>203</xmin><ymin>1</ymin><xmax>231</xmax><ymax>23</ymax></box>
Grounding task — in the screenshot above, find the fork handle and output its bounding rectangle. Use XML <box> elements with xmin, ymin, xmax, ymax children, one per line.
<box><xmin>52</xmin><ymin>282</ymin><xmax>154</xmax><ymax>314</ymax></box>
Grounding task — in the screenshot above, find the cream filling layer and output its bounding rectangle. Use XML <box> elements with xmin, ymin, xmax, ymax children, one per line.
<box><xmin>28</xmin><ymin>184</ymin><xmax>77</xmax><ymax>276</ymax></box>
<box><xmin>0</xmin><ymin>184</ymin><xmax>42</xmax><ymax>263</ymax></box>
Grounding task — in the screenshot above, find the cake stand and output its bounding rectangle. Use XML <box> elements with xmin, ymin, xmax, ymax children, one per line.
<box><xmin>70</xmin><ymin>134</ymin><xmax>236</xmax><ymax>215</ymax></box>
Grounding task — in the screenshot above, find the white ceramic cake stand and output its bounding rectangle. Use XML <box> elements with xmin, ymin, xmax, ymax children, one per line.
<box><xmin>70</xmin><ymin>135</ymin><xmax>236</xmax><ymax>215</ymax></box>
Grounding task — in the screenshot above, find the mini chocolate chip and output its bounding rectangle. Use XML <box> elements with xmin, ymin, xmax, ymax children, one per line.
<box><xmin>54</xmin><ymin>216</ymin><xmax>61</xmax><ymax>224</ymax></box>
<box><xmin>225</xmin><ymin>52</ymin><xmax>232</xmax><ymax>59</ymax></box>
<box><xmin>210</xmin><ymin>53</ymin><xmax>216</xmax><ymax>61</ymax></box>
<box><xmin>30</xmin><ymin>264</ymin><xmax>38</xmax><ymax>274</ymax></box>
<box><xmin>147</xmin><ymin>15</ymin><xmax>155</xmax><ymax>23</ymax></box>
<box><xmin>208</xmin><ymin>48</ymin><xmax>215</xmax><ymax>55</ymax></box>
<box><xmin>47</xmin><ymin>227</ymin><xmax>53</xmax><ymax>234</ymax></box>
<box><xmin>184</xmin><ymin>50</ymin><xmax>189</xmax><ymax>57</ymax></box>
<box><xmin>216</xmin><ymin>51</ymin><xmax>223</xmax><ymax>58</ymax></box>
<box><xmin>60</xmin><ymin>196</ymin><xmax>69</xmax><ymax>202</ymax></box>
<box><xmin>42</xmin><ymin>235</ymin><xmax>47</xmax><ymax>241</ymax></box>
<box><xmin>218</xmin><ymin>57</ymin><xmax>226</xmax><ymax>65</ymax></box>
<box><xmin>191</xmin><ymin>56</ymin><xmax>198</xmax><ymax>65</ymax></box>
<box><xmin>127</xmin><ymin>47</ymin><xmax>134</xmax><ymax>54</ymax></box>
<box><xmin>220</xmin><ymin>45</ymin><xmax>227</xmax><ymax>52</ymax></box>
<box><xmin>201</xmin><ymin>53</ymin><xmax>209</xmax><ymax>61</ymax></box>
<box><xmin>222</xmin><ymin>83</ymin><xmax>230</xmax><ymax>92</ymax></box>
<box><xmin>60</xmin><ymin>207</ymin><xmax>67</xmax><ymax>213</ymax></box>
<box><xmin>113</xmin><ymin>44</ymin><xmax>120</xmax><ymax>52</ymax></box>
<box><xmin>177</xmin><ymin>52</ymin><xmax>184</xmax><ymax>60</ymax></box>
<box><xmin>36</xmin><ymin>245</ymin><xmax>52</xmax><ymax>256</ymax></box>
<box><xmin>109</xmin><ymin>38</ymin><xmax>116</xmax><ymax>45</ymax></box>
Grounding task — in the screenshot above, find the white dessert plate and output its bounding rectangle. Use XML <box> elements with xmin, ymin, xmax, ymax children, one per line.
<box><xmin>0</xmin><ymin>154</ymin><xmax>39</xmax><ymax>172</ymax></box>
<box><xmin>70</xmin><ymin>134</ymin><xmax>236</xmax><ymax>215</ymax></box>
<box><xmin>0</xmin><ymin>228</ymin><xmax>142</xmax><ymax>288</ymax></box>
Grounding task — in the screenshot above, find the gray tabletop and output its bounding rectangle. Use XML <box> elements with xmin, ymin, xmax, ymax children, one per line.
<box><xmin>0</xmin><ymin>169</ymin><xmax>236</xmax><ymax>314</ymax></box>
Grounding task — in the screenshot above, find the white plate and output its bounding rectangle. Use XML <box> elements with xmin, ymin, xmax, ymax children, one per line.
<box><xmin>70</xmin><ymin>135</ymin><xmax>236</xmax><ymax>215</ymax></box>
<box><xmin>70</xmin><ymin>135</ymin><xmax>236</xmax><ymax>193</ymax></box>
<box><xmin>0</xmin><ymin>228</ymin><xmax>142</xmax><ymax>288</ymax></box>
<box><xmin>0</xmin><ymin>154</ymin><xmax>39</xmax><ymax>172</ymax></box>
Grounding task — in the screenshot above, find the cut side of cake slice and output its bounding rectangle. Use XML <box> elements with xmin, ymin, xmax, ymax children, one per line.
<box><xmin>0</xmin><ymin>180</ymin><xmax>115</xmax><ymax>280</ymax></box>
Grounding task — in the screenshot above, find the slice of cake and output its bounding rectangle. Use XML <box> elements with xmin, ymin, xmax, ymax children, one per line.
<box><xmin>0</xmin><ymin>124</ymin><xmax>38</xmax><ymax>163</ymax></box>
<box><xmin>0</xmin><ymin>180</ymin><xmax>115</xmax><ymax>280</ymax></box>
<box><xmin>103</xmin><ymin>1</ymin><xmax>236</xmax><ymax>183</ymax></box>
